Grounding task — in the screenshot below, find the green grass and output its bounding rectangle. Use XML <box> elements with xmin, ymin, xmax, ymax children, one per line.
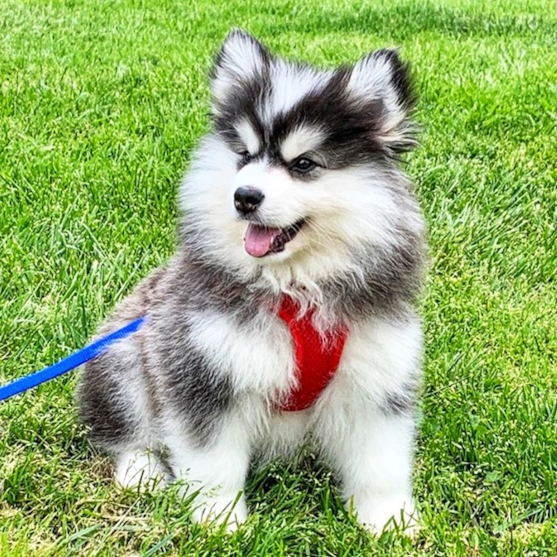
<box><xmin>1</xmin><ymin>0</ymin><xmax>556</xmax><ymax>554</ymax></box>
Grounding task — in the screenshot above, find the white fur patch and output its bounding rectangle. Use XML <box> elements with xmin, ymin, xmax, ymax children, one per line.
<box><xmin>186</xmin><ymin>308</ymin><xmax>295</xmax><ymax>398</ymax></box>
<box><xmin>265</xmin><ymin>61</ymin><xmax>330</xmax><ymax>120</ymax></box>
<box><xmin>235</xmin><ymin>119</ymin><xmax>261</xmax><ymax>154</ymax></box>
<box><xmin>280</xmin><ymin>125</ymin><xmax>325</xmax><ymax>162</ymax></box>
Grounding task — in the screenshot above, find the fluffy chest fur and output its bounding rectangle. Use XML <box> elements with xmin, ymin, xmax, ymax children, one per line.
<box><xmin>153</xmin><ymin>276</ymin><xmax>422</xmax><ymax>420</ymax></box>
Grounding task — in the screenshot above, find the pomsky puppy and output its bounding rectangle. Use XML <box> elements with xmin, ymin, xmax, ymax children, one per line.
<box><xmin>77</xmin><ymin>30</ymin><xmax>426</xmax><ymax>534</ymax></box>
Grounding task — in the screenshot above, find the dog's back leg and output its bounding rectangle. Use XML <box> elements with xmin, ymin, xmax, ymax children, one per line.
<box><xmin>77</xmin><ymin>324</ymin><xmax>169</xmax><ymax>490</ymax></box>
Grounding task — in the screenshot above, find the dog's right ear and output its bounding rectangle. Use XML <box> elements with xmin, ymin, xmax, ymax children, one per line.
<box><xmin>210</xmin><ymin>30</ymin><xmax>270</xmax><ymax>107</ymax></box>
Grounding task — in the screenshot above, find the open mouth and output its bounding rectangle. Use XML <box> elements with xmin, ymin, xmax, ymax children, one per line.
<box><xmin>243</xmin><ymin>219</ymin><xmax>306</xmax><ymax>258</ymax></box>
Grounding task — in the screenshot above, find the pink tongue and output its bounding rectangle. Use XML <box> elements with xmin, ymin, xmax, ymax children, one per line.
<box><xmin>244</xmin><ymin>223</ymin><xmax>282</xmax><ymax>257</ymax></box>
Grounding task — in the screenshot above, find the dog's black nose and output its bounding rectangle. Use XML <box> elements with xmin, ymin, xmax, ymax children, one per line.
<box><xmin>234</xmin><ymin>187</ymin><xmax>264</xmax><ymax>214</ymax></box>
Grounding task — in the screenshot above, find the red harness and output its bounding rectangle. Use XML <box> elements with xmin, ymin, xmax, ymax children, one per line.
<box><xmin>276</xmin><ymin>296</ymin><xmax>348</xmax><ymax>412</ymax></box>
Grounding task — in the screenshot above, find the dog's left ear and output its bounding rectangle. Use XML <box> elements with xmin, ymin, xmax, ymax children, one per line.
<box><xmin>348</xmin><ymin>49</ymin><xmax>417</xmax><ymax>153</ymax></box>
<box><xmin>210</xmin><ymin>29</ymin><xmax>271</xmax><ymax>108</ymax></box>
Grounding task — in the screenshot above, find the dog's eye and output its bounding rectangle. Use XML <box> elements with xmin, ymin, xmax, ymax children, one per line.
<box><xmin>291</xmin><ymin>157</ymin><xmax>317</xmax><ymax>173</ymax></box>
<box><xmin>240</xmin><ymin>151</ymin><xmax>254</xmax><ymax>165</ymax></box>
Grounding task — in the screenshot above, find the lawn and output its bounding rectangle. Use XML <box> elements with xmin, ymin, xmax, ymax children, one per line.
<box><xmin>1</xmin><ymin>0</ymin><xmax>556</xmax><ymax>554</ymax></box>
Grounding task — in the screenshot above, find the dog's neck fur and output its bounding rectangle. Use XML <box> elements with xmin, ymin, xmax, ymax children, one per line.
<box><xmin>178</xmin><ymin>221</ymin><xmax>422</xmax><ymax>331</ymax></box>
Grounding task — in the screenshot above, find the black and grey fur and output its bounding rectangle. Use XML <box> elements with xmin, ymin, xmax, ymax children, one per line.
<box><xmin>77</xmin><ymin>30</ymin><xmax>426</xmax><ymax>534</ymax></box>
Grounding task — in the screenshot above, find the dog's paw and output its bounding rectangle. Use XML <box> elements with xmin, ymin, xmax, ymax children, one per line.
<box><xmin>115</xmin><ymin>450</ymin><xmax>171</xmax><ymax>492</ymax></box>
<box><xmin>190</xmin><ymin>494</ymin><xmax>248</xmax><ymax>533</ymax></box>
<box><xmin>354</xmin><ymin>494</ymin><xmax>419</xmax><ymax>538</ymax></box>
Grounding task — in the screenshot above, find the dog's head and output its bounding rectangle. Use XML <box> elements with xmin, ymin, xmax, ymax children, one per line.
<box><xmin>182</xmin><ymin>30</ymin><xmax>423</xmax><ymax>290</ymax></box>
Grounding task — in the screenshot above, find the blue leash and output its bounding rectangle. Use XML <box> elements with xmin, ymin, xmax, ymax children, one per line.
<box><xmin>0</xmin><ymin>317</ymin><xmax>146</xmax><ymax>402</ymax></box>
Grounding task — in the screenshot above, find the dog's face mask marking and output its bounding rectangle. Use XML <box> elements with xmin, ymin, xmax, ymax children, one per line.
<box><xmin>181</xmin><ymin>30</ymin><xmax>419</xmax><ymax>276</ymax></box>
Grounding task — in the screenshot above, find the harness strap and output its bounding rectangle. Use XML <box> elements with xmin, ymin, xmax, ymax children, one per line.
<box><xmin>276</xmin><ymin>297</ymin><xmax>348</xmax><ymax>412</ymax></box>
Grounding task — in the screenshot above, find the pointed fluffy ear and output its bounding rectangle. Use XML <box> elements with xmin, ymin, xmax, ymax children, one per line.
<box><xmin>210</xmin><ymin>29</ymin><xmax>270</xmax><ymax>107</ymax></box>
<box><xmin>347</xmin><ymin>49</ymin><xmax>417</xmax><ymax>153</ymax></box>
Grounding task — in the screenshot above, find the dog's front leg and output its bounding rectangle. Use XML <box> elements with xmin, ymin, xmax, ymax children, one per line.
<box><xmin>321</xmin><ymin>409</ymin><xmax>418</xmax><ymax>535</ymax></box>
<box><xmin>163</xmin><ymin>413</ymin><xmax>250</xmax><ymax>532</ymax></box>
